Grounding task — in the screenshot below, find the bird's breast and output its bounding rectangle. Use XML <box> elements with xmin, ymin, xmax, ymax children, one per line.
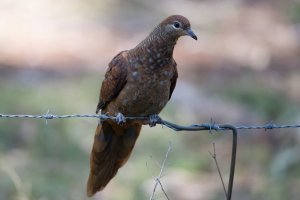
<box><xmin>111</xmin><ymin>63</ymin><xmax>174</xmax><ymax>116</ymax></box>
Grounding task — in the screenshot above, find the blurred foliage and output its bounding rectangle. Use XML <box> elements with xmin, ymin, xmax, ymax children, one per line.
<box><xmin>1</xmin><ymin>0</ymin><xmax>300</xmax><ymax>199</ymax></box>
<box><xmin>0</xmin><ymin>73</ymin><xmax>96</xmax><ymax>200</ymax></box>
<box><xmin>287</xmin><ymin>2</ymin><xmax>300</xmax><ymax>23</ymax></box>
<box><xmin>222</xmin><ymin>82</ymin><xmax>290</xmax><ymax>119</ymax></box>
<box><xmin>1</xmin><ymin>69</ymin><xmax>299</xmax><ymax>200</ymax></box>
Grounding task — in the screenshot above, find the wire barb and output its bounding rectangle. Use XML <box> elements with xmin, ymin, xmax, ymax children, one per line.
<box><xmin>1</xmin><ymin>112</ymin><xmax>299</xmax><ymax>200</ymax></box>
<box><xmin>1</xmin><ymin>113</ymin><xmax>299</xmax><ymax>131</ymax></box>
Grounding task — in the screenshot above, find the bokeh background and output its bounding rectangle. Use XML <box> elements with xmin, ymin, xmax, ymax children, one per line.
<box><xmin>0</xmin><ymin>0</ymin><xmax>300</xmax><ymax>199</ymax></box>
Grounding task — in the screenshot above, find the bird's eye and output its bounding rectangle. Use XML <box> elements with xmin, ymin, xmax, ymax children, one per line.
<box><xmin>173</xmin><ymin>22</ymin><xmax>181</xmax><ymax>29</ymax></box>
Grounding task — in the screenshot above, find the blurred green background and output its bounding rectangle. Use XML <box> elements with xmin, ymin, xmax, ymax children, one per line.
<box><xmin>0</xmin><ymin>0</ymin><xmax>300</xmax><ymax>199</ymax></box>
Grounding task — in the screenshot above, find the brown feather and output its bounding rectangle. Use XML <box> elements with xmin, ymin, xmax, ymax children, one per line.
<box><xmin>88</xmin><ymin>15</ymin><xmax>196</xmax><ymax>196</ymax></box>
<box><xmin>169</xmin><ymin>58</ymin><xmax>178</xmax><ymax>99</ymax></box>
<box><xmin>87</xmin><ymin>122</ymin><xmax>141</xmax><ymax>196</ymax></box>
<box><xmin>96</xmin><ymin>51</ymin><xmax>128</xmax><ymax>113</ymax></box>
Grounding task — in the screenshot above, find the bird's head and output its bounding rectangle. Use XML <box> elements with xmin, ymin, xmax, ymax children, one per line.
<box><xmin>159</xmin><ymin>15</ymin><xmax>197</xmax><ymax>41</ymax></box>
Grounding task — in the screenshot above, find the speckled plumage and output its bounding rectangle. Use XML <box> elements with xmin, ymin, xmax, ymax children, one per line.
<box><xmin>87</xmin><ymin>15</ymin><xmax>197</xmax><ymax>197</ymax></box>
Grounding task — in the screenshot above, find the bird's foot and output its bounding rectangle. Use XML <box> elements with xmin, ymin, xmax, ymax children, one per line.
<box><xmin>115</xmin><ymin>113</ymin><xmax>126</xmax><ymax>125</ymax></box>
<box><xmin>149</xmin><ymin>114</ymin><xmax>162</xmax><ymax>127</ymax></box>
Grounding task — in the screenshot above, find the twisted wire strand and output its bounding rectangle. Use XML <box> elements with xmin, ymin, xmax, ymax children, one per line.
<box><xmin>3</xmin><ymin>112</ymin><xmax>296</xmax><ymax>200</ymax></box>
<box><xmin>0</xmin><ymin>113</ymin><xmax>299</xmax><ymax>131</ymax></box>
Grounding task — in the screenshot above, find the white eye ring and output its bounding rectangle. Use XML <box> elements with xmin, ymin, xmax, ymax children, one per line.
<box><xmin>173</xmin><ymin>21</ymin><xmax>181</xmax><ymax>29</ymax></box>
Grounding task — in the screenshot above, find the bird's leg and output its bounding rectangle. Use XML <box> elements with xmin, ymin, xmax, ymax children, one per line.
<box><xmin>149</xmin><ymin>114</ymin><xmax>162</xmax><ymax>127</ymax></box>
<box><xmin>115</xmin><ymin>113</ymin><xmax>126</xmax><ymax>125</ymax></box>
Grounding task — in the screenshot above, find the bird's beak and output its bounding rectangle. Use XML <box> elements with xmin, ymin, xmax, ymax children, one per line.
<box><xmin>186</xmin><ymin>29</ymin><xmax>197</xmax><ymax>40</ymax></box>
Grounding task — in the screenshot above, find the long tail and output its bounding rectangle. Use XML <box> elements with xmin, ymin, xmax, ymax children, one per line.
<box><xmin>86</xmin><ymin>121</ymin><xmax>141</xmax><ymax>197</ymax></box>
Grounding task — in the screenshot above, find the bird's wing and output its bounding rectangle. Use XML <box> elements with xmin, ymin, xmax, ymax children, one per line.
<box><xmin>96</xmin><ymin>51</ymin><xmax>128</xmax><ymax>113</ymax></box>
<box><xmin>169</xmin><ymin>59</ymin><xmax>178</xmax><ymax>100</ymax></box>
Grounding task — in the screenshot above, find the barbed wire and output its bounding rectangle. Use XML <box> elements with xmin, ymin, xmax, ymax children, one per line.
<box><xmin>0</xmin><ymin>112</ymin><xmax>299</xmax><ymax>131</ymax></box>
<box><xmin>1</xmin><ymin>111</ymin><xmax>299</xmax><ymax>200</ymax></box>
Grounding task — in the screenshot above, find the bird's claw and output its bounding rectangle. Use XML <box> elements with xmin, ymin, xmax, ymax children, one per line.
<box><xmin>115</xmin><ymin>113</ymin><xmax>126</xmax><ymax>125</ymax></box>
<box><xmin>149</xmin><ymin>114</ymin><xmax>162</xmax><ymax>127</ymax></box>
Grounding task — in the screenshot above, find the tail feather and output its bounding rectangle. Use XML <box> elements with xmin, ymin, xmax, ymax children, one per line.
<box><xmin>87</xmin><ymin>122</ymin><xmax>141</xmax><ymax>197</ymax></box>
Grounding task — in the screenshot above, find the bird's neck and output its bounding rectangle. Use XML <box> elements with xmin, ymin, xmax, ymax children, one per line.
<box><xmin>130</xmin><ymin>27</ymin><xmax>178</xmax><ymax>67</ymax></box>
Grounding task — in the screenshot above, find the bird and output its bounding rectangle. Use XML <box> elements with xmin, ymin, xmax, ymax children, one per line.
<box><xmin>87</xmin><ymin>14</ymin><xmax>197</xmax><ymax>197</ymax></box>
